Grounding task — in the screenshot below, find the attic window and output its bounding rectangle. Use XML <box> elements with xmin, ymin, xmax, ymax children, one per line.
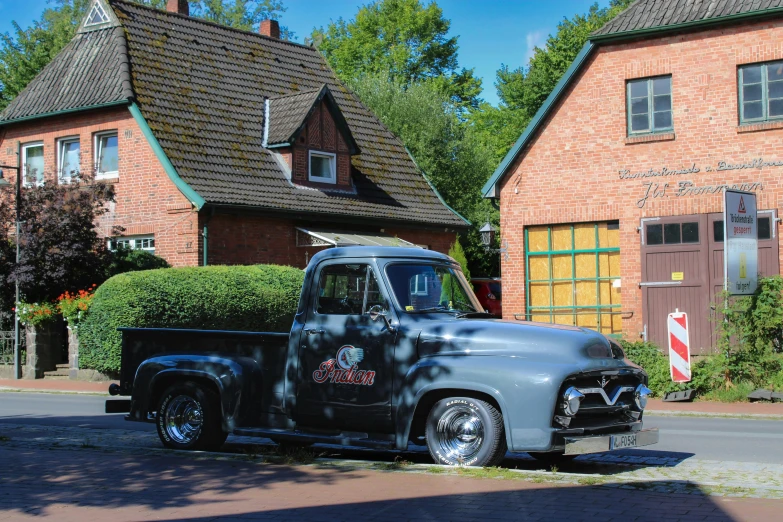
<box><xmin>309</xmin><ymin>151</ymin><xmax>336</xmax><ymax>184</ymax></box>
<box><xmin>85</xmin><ymin>1</ymin><xmax>110</xmax><ymax>27</ymax></box>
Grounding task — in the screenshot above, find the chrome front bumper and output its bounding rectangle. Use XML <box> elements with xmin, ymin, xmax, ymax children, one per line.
<box><xmin>564</xmin><ymin>428</ymin><xmax>659</xmax><ymax>455</ymax></box>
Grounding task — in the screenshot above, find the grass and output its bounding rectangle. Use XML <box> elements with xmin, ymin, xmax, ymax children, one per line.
<box><xmin>374</xmin><ymin>457</ymin><xmax>412</xmax><ymax>471</ymax></box>
<box><xmin>699</xmin><ymin>381</ymin><xmax>756</xmax><ymax>402</ymax></box>
<box><xmin>0</xmin><ymin>435</ymin><xmax>9</xmax><ymax>442</ymax></box>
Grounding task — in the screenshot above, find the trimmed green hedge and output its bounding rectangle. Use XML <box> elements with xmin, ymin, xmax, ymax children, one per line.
<box><xmin>78</xmin><ymin>265</ymin><xmax>304</xmax><ymax>374</ymax></box>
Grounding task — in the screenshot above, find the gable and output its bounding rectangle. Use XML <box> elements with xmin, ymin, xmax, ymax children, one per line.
<box><xmin>111</xmin><ymin>0</ymin><xmax>466</xmax><ymax>228</ymax></box>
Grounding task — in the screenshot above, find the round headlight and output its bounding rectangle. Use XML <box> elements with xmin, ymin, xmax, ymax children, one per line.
<box><xmin>562</xmin><ymin>386</ymin><xmax>584</xmax><ymax>417</ymax></box>
<box><xmin>634</xmin><ymin>384</ymin><xmax>652</xmax><ymax>410</ymax></box>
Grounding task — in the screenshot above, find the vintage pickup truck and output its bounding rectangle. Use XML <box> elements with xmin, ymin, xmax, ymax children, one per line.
<box><xmin>106</xmin><ymin>246</ymin><xmax>657</xmax><ymax>466</ymax></box>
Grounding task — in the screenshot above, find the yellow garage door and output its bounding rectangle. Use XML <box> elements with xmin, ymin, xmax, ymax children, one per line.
<box><xmin>525</xmin><ymin>221</ymin><xmax>621</xmax><ymax>336</ymax></box>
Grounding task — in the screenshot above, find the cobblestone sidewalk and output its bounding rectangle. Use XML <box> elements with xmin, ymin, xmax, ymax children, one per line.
<box><xmin>1</xmin><ymin>438</ymin><xmax>782</xmax><ymax>522</ymax></box>
<box><xmin>0</xmin><ymin>422</ymin><xmax>781</xmax><ymax>500</ymax></box>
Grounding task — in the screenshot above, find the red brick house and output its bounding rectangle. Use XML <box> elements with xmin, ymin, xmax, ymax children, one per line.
<box><xmin>0</xmin><ymin>0</ymin><xmax>467</xmax><ymax>269</ymax></box>
<box><xmin>483</xmin><ymin>0</ymin><xmax>783</xmax><ymax>353</ymax></box>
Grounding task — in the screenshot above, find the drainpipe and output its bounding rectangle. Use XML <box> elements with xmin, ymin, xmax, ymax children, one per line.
<box><xmin>201</xmin><ymin>206</ymin><xmax>214</xmax><ymax>266</ymax></box>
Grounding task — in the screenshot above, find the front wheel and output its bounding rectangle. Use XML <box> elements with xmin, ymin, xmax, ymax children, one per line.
<box><xmin>425</xmin><ymin>397</ymin><xmax>507</xmax><ymax>467</ymax></box>
<box><xmin>156</xmin><ymin>381</ymin><xmax>227</xmax><ymax>451</ymax></box>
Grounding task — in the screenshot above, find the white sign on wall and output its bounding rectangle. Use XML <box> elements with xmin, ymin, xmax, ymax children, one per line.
<box><xmin>724</xmin><ymin>190</ymin><xmax>758</xmax><ymax>295</ymax></box>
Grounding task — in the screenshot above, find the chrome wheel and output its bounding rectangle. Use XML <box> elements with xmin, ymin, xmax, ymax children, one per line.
<box><xmin>433</xmin><ymin>404</ymin><xmax>485</xmax><ymax>464</ymax></box>
<box><xmin>163</xmin><ymin>395</ymin><xmax>203</xmax><ymax>445</ymax></box>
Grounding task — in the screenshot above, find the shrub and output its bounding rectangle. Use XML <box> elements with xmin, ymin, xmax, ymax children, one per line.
<box><xmin>105</xmin><ymin>247</ymin><xmax>170</xmax><ymax>278</ymax></box>
<box><xmin>78</xmin><ymin>264</ymin><xmax>305</xmax><ymax>374</ymax></box>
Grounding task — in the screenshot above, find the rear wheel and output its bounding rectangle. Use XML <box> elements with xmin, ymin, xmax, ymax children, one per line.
<box><xmin>425</xmin><ymin>397</ymin><xmax>507</xmax><ymax>467</ymax></box>
<box><xmin>156</xmin><ymin>381</ymin><xmax>227</xmax><ymax>451</ymax></box>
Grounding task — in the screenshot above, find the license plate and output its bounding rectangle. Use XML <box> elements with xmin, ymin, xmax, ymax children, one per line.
<box><xmin>611</xmin><ymin>433</ymin><xmax>638</xmax><ymax>450</ymax></box>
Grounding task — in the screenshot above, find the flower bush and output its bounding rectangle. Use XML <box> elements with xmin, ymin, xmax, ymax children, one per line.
<box><xmin>57</xmin><ymin>285</ymin><xmax>97</xmax><ymax>329</ymax></box>
<box><xmin>17</xmin><ymin>301</ymin><xmax>57</xmax><ymax>327</ymax></box>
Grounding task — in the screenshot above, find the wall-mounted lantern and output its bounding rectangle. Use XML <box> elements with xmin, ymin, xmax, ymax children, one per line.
<box><xmin>480</xmin><ymin>221</ymin><xmax>509</xmax><ymax>261</ymax></box>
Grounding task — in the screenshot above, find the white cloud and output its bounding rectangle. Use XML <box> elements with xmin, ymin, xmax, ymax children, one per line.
<box><xmin>524</xmin><ymin>30</ymin><xmax>547</xmax><ymax>65</ymax></box>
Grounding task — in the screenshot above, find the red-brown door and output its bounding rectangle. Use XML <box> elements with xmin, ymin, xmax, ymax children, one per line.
<box><xmin>641</xmin><ymin>211</ymin><xmax>779</xmax><ymax>355</ymax></box>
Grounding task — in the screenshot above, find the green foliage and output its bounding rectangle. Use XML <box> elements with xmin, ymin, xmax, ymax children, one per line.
<box><xmin>346</xmin><ymin>73</ymin><xmax>498</xmax><ymax>275</ymax></box>
<box><xmin>713</xmin><ymin>278</ymin><xmax>783</xmax><ymax>387</ymax></box>
<box><xmin>105</xmin><ymin>247</ymin><xmax>171</xmax><ymax>278</ymax></box>
<box><xmin>447</xmin><ymin>239</ymin><xmax>470</xmax><ymax>281</ymax></box>
<box><xmin>17</xmin><ymin>301</ymin><xmax>57</xmax><ymax>327</ymax></box>
<box><xmin>468</xmin><ymin>0</ymin><xmax>633</xmax><ymax>164</ymax></box>
<box><xmin>77</xmin><ymin>264</ymin><xmax>305</xmax><ymax>373</ymax></box>
<box><xmin>311</xmin><ymin>0</ymin><xmax>480</xmax><ymax>108</ymax></box>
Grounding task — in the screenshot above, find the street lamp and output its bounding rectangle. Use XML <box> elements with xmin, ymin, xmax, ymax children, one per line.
<box><xmin>0</xmin><ymin>159</ymin><xmax>22</xmax><ymax>380</ymax></box>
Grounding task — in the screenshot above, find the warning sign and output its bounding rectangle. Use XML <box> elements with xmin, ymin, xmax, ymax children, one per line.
<box><xmin>724</xmin><ymin>190</ymin><xmax>758</xmax><ymax>295</ymax></box>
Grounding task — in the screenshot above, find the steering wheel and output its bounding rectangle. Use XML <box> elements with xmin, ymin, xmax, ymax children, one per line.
<box><xmin>339</xmin><ymin>296</ymin><xmax>355</xmax><ymax>313</ymax></box>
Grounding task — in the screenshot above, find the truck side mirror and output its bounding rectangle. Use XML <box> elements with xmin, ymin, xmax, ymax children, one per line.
<box><xmin>368</xmin><ymin>305</ymin><xmax>395</xmax><ymax>333</ymax></box>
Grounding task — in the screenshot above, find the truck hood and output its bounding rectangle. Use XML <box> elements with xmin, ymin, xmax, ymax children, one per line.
<box><xmin>416</xmin><ymin>318</ymin><xmax>622</xmax><ymax>366</ymax></box>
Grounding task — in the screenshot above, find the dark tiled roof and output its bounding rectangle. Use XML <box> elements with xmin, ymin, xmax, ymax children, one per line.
<box><xmin>594</xmin><ymin>0</ymin><xmax>783</xmax><ymax>37</ymax></box>
<box><xmin>0</xmin><ymin>27</ymin><xmax>132</xmax><ymax>122</ymax></box>
<box><xmin>112</xmin><ymin>1</ymin><xmax>465</xmax><ymax>227</ymax></box>
<box><xmin>266</xmin><ymin>87</ymin><xmax>322</xmax><ymax>146</ymax></box>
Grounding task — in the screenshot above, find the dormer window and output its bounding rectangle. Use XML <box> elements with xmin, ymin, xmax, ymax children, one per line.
<box><xmin>84</xmin><ymin>1</ymin><xmax>110</xmax><ymax>27</ymax></box>
<box><xmin>309</xmin><ymin>151</ymin><xmax>336</xmax><ymax>184</ymax></box>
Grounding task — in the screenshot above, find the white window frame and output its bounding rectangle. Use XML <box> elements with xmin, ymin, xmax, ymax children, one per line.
<box><xmin>108</xmin><ymin>235</ymin><xmax>155</xmax><ymax>254</ymax></box>
<box><xmin>308</xmin><ymin>150</ymin><xmax>336</xmax><ymax>184</ymax></box>
<box><xmin>410</xmin><ymin>274</ymin><xmax>429</xmax><ymax>296</ymax></box>
<box><xmin>21</xmin><ymin>142</ymin><xmax>45</xmax><ymax>188</ymax></box>
<box><xmin>57</xmin><ymin>137</ymin><xmax>80</xmax><ymax>184</ymax></box>
<box><xmin>94</xmin><ymin>131</ymin><xmax>118</xmax><ymax>179</ymax></box>
<box><xmin>84</xmin><ymin>1</ymin><xmax>111</xmax><ymax>28</ymax></box>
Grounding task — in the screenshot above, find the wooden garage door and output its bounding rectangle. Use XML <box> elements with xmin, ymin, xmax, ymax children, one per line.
<box><xmin>641</xmin><ymin>215</ymin><xmax>713</xmax><ymax>354</ymax></box>
<box><xmin>641</xmin><ymin>211</ymin><xmax>779</xmax><ymax>354</ymax></box>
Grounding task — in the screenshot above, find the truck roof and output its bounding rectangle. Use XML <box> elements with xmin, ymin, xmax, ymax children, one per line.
<box><xmin>309</xmin><ymin>246</ymin><xmax>455</xmax><ymax>264</ymax></box>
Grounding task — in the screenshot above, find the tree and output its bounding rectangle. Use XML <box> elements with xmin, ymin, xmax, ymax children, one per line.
<box><xmin>1</xmin><ymin>174</ymin><xmax>117</xmax><ymax>305</ymax></box>
<box><xmin>348</xmin><ymin>72</ymin><xmax>498</xmax><ymax>276</ymax></box>
<box><xmin>0</xmin><ymin>197</ymin><xmax>14</xmax><ymax>327</ymax></box>
<box><xmin>447</xmin><ymin>239</ymin><xmax>470</xmax><ymax>281</ymax></box>
<box><xmin>311</xmin><ymin>0</ymin><xmax>481</xmax><ymax>109</ymax></box>
<box><xmin>468</xmin><ymin>0</ymin><xmax>633</xmax><ymax>164</ymax></box>
<box><xmin>0</xmin><ymin>0</ymin><xmax>289</xmax><ymax>111</ymax></box>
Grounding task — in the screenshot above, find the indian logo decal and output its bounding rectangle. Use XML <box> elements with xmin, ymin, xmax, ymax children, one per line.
<box><xmin>313</xmin><ymin>345</ymin><xmax>376</xmax><ymax>386</ymax></box>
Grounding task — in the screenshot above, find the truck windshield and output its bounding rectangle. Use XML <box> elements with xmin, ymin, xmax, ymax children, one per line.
<box><xmin>385</xmin><ymin>263</ymin><xmax>483</xmax><ymax>314</ymax></box>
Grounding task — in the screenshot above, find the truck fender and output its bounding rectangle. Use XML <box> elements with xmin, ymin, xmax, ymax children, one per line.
<box><xmin>132</xmin><ymin>355</ymin><xmax>261</xmax><ymax>432</ymax></box>
<box><xmin>394</xmin><ymin>376</ymin><xmax>513</xmax><ymax>452</ymax></box>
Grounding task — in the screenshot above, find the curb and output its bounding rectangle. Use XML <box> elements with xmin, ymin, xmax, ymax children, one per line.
<box><xmin>0</xmin><ymin>386</ymin><xmax>110</xmax><ymax>396</ymax></box>
<box><xmin>646</xmin><ymin>409</ymin><xmax>783</xmax><ymax>420</ymax></box>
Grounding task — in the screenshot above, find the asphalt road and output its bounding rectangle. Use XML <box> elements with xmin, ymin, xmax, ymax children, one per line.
<box><xmin>1</xmin><ymin>391</ymin><xmax>782</xmax><ymax>464</ymax></box>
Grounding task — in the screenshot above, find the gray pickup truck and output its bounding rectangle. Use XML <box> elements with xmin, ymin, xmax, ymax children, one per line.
<box><xmin>107</xmin><ymin>246</ymin><xmax>657</xmax><ymax>466</ymax></box>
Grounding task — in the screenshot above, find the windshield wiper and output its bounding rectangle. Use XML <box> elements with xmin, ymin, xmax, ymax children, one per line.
<box><xmin>414</xmin><ymin>306</ymin><xmax>451</xmax><ymax>313</ymax></box>
<box><xmin>456</xmin><ymin>311</ymin><xmax>495</xmax><ymax>319</ymax></box>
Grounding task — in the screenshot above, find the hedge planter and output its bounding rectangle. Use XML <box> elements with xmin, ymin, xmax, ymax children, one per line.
<box><xmin>24</xmin><ymin>319</ymin><xmax>65</xmax><ymax>379</ymax></box>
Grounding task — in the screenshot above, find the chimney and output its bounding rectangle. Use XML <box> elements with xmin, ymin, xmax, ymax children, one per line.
<box><xmin>260</xmin><ymin>19</ymin><xmax>280</xmax><ymax>39</ymax></box>
<box><xmin>167</xmin><ymin>0</ymin><xmax>189</xmax><ymax>16</ymax></box>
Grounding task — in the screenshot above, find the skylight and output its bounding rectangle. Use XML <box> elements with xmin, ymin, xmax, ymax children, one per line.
<box><xmin>84</xmin><ymin>1</ymin><xmax>110</xmax><ymax>27</ymax></box>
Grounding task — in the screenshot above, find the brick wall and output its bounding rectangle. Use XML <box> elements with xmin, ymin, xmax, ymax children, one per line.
<box><xmin>0</xmin><ymin>106</ymin><xmax>200</xmax><ymax>267</ymax></box>
<box><xmin>499</xmin><ymin>18</ymin><xmax>783</xmax><ymax>340</ymax></box>
<box><xmin>205</xmin><ymin>212</ymin><xmax>456</xmax><ymax>268</ymax></box>
<box><xmin>290</xmin><ymin>99</ymin><xmax>353</xmax><ymax>188</ymax></box>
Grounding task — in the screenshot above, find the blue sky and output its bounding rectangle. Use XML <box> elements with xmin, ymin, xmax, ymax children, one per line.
<box><xmin>0</xmin><ymin>0</ymin><xmax>609</xmax><ymax>106</ymax></box>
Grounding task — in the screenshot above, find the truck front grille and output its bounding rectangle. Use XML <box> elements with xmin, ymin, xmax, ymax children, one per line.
<box><xmin>557</xmin><ymin>370</ymin><xmax>646</xmax><ymax>433</ymax></box>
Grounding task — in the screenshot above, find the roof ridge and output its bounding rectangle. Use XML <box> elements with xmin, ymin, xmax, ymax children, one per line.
<box><xmin>111</xmin><ymin>25</ymin><xmax>134</xmax><ymax>101</ymax></box>
<box><xmin>109</xmin><ymin>0</ymin><xmax>319</xmax><ymax>53</ymax></box>
<box><xmin>269</xmin><ymin>85</ymin><xmax>325</xmax><ymax>100</ymax></box>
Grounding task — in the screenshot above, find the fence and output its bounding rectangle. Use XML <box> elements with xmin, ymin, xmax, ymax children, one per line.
<box><xmin>0</xmin><ymin>330</ymin><xmax>24</xmax><ymax>366</ymax></box>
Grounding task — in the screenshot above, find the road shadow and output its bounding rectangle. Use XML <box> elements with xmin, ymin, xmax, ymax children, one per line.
<box><xmin>0</xmin><ymin>442</ymin><xmax>759</xmax><ymax>521</ymax></box>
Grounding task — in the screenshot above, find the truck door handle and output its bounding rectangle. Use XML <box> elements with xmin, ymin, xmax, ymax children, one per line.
<box><xmin>305</xmin><ymin>328</ymin><xmax>325</xmax><ymax>336</ymax></box>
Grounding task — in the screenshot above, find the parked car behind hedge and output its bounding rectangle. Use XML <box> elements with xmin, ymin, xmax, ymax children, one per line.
<box><xmin>78</xmin><ymin>265</ymin><xmax>304</xmax><ymax>374</ymax></box>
